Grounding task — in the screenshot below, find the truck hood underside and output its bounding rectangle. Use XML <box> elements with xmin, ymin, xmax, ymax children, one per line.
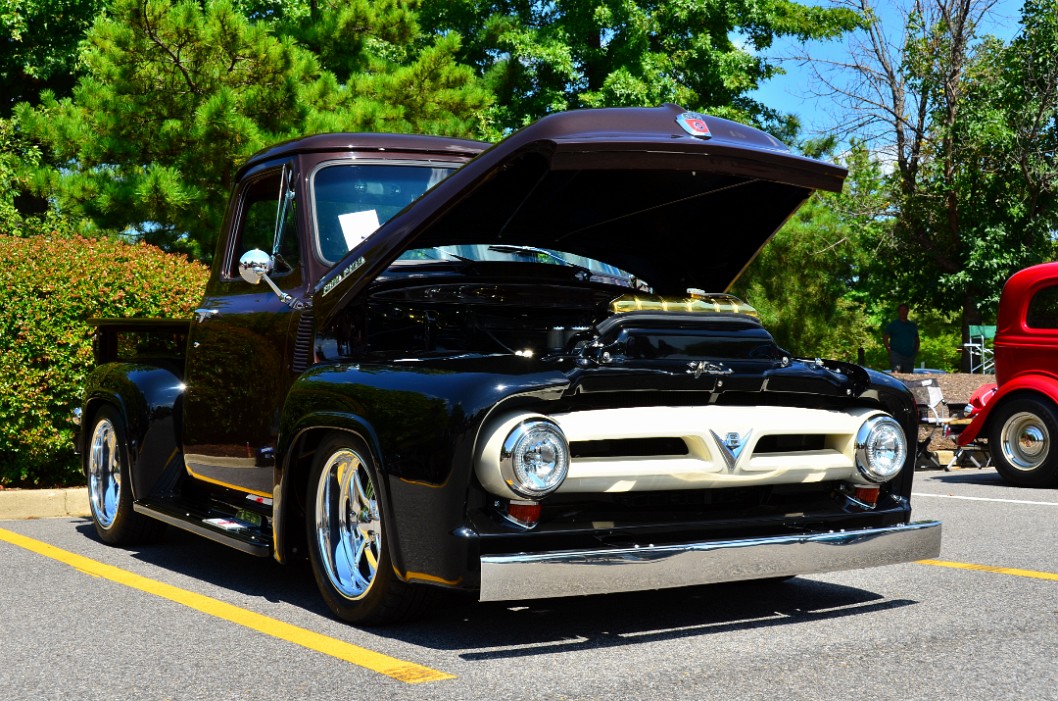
<box><xmin>314</xmin><ymin>104</ymin><xmax>847</xmax><ymax>326</ymax></box>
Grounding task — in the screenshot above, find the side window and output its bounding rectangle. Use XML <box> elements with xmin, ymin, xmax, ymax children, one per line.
<box><xmin>228</xmin><ymin>169</ymin><xmax>300</xmax><ymax>279</ymax></box>
<box><xmin>1026</xmin><ymin>285</ymin><xmax>1058</xmax><ymax>329</ymax></box>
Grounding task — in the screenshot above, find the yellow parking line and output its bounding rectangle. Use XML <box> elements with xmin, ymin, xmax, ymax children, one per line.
<box><xmin>0</xmin><ymin>527</ymin><xmax>453</xmax><ymax>684</ymax></box>
<box><xmin>919</xmin><ymin>559</ymin><xmax>1058</xmax><ymax>582</ymax></box>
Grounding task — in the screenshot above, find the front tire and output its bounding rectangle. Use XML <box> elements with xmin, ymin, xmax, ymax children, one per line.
<box><xmin>86</xmin><ymin>405</ymin><xmax>165</xmax><ymax>545</ymax></box>
<box><xmin>989</xmin><ymin>396</ymin><xmax>1058</xmax><ymax>487</ymax></box>
<box><xmin>306</xmin><ymin>433</ymin><xmax>430</xmax><ymax>625</ymax></box>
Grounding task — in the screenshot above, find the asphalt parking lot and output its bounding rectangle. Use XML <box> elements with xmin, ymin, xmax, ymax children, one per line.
<box><xmin>2</xmin><ymin>467</ymin><xmax>1056</xmax><ymax>701</ymax></box>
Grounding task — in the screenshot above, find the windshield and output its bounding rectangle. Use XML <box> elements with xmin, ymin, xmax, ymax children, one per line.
<box><xmin>313</xmin><ymin>162</ymin><xmax>453</xmax><ymax>263</ymax></box>
<box><xmin>312</xmin><ymin>161</ymin><xmax>641</xmax><ymax>288</ymax></box>
<box><xmin>396</xmin><ymin>244</ymin><xmax>639</xmax><ymax>287</ymax></box>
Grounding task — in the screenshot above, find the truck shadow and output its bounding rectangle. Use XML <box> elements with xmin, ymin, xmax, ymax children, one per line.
<box><xmin>74</xmin><ymin>521</ymin><xmax>331</xmax><ymax>616</ymax></box>
<box><xmin>927</xmin><ymin>469</ymin><xmax>1005</xmax><ymax>486</ymax></box>
<box><xmin>75</xmin><ymin>521</ymin><xmax>918</xmax><ymax>658</ymax></box>
<box><xmin>411</xmin><ymin>580</ymin><xmax>916</xmax><ymax>660</ymax></box>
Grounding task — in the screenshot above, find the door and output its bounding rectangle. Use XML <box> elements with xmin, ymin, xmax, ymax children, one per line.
<box><xmin>181</xmin><ymin>162</ymin><xmax>305</xmax><ymax>497</ymax></box>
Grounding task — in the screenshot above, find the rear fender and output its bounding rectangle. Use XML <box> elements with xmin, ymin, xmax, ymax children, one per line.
<box><xmin>957</xmin><ymin>375</ymin><xmax>1058</xmax><ymax>445</ymax></box>
<box><xmin>82</xmin><ymin>363</ymin><xmax>185</xmax><ymax>500</ymax></box>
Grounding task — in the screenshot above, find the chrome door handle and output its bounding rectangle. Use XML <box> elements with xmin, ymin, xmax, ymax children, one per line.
<box><xmin>194</xmin><ymin>308</ymin><xmax>219</xmax><ymax>323</ymax></box>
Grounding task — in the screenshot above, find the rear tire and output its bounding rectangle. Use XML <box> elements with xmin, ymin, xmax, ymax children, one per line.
<box><xmin>86</xmin><ymin>405</ymin><xmax>165</xmax><ymax>545</ymax></box>
<box><xmin>989</xmin><ymin>396</ymin><xmax>1058</xmax><ymax>488</ymax></box>
<box><xmin>306</xmin><ymin>433</ymin><xmax>431</xmax><ymax>625</ymax></box>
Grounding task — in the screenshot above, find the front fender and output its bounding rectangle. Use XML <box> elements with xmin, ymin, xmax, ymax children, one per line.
<box><xmin>274</xmin><ymin>357</ymin><xmax>569</xmax><ymax>584</ymax></box>
<box><xmin>957</xmin><ymin>374</ymin><xmax>1058</xmax><ymax>445</ymax></box>
<box><xmin>82</xmin><ymin>363</ymin><xmax>185</xmax><ymax>500</ymax></box>
<box><xmin>277</xmin><ymin>358</ymin><xmax>569</xmax><ymax>483</ymax></box>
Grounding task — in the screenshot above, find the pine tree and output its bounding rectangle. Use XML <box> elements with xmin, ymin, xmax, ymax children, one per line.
<box><xmin>16</xmin><ymin>0</ymin><xmax>490</xmax><ymax>257</ymax></box>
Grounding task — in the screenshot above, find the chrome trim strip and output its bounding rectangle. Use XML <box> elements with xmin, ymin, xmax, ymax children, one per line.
<box><xmin>479</xmin><ymin>520</ymin><xmax>942</xmax><ymax>602</ymax></box>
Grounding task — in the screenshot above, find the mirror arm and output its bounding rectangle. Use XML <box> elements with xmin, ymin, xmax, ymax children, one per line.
<box><xmin>260</xmin><ymin>271</ymin><xmax>311</xmax><ymax>311</ymax></box>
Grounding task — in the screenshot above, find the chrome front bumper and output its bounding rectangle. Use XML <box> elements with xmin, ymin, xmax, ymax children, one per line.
<box><xmin>478</xmin><ymin>520</ymin><xmax>942</xmax><ymax>602</ymax></box>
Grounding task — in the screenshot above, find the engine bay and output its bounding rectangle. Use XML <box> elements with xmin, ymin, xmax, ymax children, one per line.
<box><xmin>317</xmin><ymin>269</ymin><xmax>784</xmax><ymax>367</ymax></box>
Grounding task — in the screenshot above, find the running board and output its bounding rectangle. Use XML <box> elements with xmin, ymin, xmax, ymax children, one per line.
<box><xmin>134</xmin><ymin>500</ymin><xmax>272</xmax><ymax>557</ymax></box>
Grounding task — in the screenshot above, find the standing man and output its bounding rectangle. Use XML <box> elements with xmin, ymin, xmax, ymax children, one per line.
<box><xmin>883</xmin><ymin>303</ymin><xmax>920</xmax><ymax>372</ymax></box>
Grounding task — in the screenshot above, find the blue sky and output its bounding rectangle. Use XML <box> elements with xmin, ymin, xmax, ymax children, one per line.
<box><xmin>748</xmin><ymin>0</ymin><xmax>1027</xmax><ymax>139</ymax></box>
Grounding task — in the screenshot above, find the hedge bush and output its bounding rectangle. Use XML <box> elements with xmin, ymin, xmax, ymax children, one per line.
<box><xmin>0</xmin><ymin>233</ymin><xmax>208</xmax><ymax>487</ymax></box>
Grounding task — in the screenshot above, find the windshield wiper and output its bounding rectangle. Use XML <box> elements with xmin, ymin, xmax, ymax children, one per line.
<box><xmin>487</xmin><ymin>245</ymin><xmax>591</xmax><ymax>281</ymax></box>
<box><xmin>424</xmin><ymin>247</ymin><xmax>472</xmax><ymax>263</ymax></box>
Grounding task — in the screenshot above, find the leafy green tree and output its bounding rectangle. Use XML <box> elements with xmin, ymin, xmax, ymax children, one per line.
<box><xmin>807</xmin><ymin>0</ymin><xmax>1058</xmax><ymax>365</ymax></box>
<box><xmin>16</xmin><ymin>0</ymin><xmax>322</xmax><ymax>257</ymax></box>
<box><xmin>258</xmin><ymin>0</ymin><xmax>493</xmax><ymax>137</ymax></box>
<box><xmin>732</xmin><ymin>143</ymin><xmax>884</xmax><ymax>362</ymax></box>
<box><xmin>421</xmin><ymin>0</ymin><xmax>864</xmax><ymax>137</ymax></box>
<box><xmin>277</xmin><ymin>0</ymin><xmax>418</xmax><ymax>78</ymax></box>
<box><xmin>0</xmin><ymin>118</ymin><xmax>42</xmax><ymax>232</ymax></box>
<box><xmin>15</xmin><ymin>0</ymin><xmax>490</xmax><ymax>258</ymax></box>
<box><xmin>881</xmin><ymin>0</ymin><xmax>1058</xmax><ymax>331</ymax></box>
<box><xmin>940</xmin><ymin>0</ymin><xmax>1058</xmax><ymax>314</ymax></box>
<box><xmin>1</xmin><ymin>0</ymin><xmax>108</xmax><ymax>220</ymax></box>
<box><xmin>0</xmin><ymin>0</ymin><xmax>107</xmax><ymax>116</ymax></box>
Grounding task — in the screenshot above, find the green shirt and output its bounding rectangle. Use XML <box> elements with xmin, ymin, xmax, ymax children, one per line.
<box><xmin>886</xmin><ymin>319</ymin><xmax>919</xmax><ymax>357</ymax></box>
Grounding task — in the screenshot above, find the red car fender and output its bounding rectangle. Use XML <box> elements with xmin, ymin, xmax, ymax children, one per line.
<box><xmin>958</xmin><ymin>375</ymin><xmax>1058</xmax><ymax>444</ymax></box>
<box><xmin>965</xmin><ymin>382</ymin><xmax>998</xmax><ymax>417</ymax></box>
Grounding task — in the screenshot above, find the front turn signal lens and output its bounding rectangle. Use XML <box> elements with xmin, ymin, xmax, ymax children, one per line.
<box><xmin>853</xmin><ymin>486</ymin><xmax>880</xmax><ymax>506</ymax></box>
<box><xmin>505</xmin><ymin>500</ymin><xmax>542</xmax><ymax>528</ymax></box>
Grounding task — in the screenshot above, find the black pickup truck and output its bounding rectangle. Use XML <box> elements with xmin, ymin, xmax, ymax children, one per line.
<box><xmin>77</xmin><ymin>104</ymin><xmax>941</xmax><ymax>624</ymax></box>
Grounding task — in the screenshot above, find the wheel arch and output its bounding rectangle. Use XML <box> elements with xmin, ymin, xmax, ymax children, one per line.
<box><xmin>274</xmin><ymin>414</ymin><xmax>391</xmax><ymax>567</ymax></box>
<box><xmin>81</xmin><ymin>363</ymin><xmax>185</xmax><ymax>500</ymax></box>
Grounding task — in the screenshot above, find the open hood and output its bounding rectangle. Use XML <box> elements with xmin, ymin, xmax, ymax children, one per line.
<box><xmin>314</xmin><ymin>104</ymin><xmax>847</xmax><ymax>325</ymax></box>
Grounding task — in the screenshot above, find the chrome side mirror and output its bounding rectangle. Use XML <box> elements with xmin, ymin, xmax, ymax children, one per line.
<box><xmin>239</xmin><ymin>249</ymin><xmax>273</xmax><ymax>285</ymax></box>
<box><xmin>236</xmin><ymin>248</ymin><xmax>311</xmax><ymax>311</ymax></box>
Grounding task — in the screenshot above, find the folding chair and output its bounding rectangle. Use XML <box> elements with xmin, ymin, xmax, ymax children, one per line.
<box><xmin>904</xmin><ymin>377</ymin><xmax>946</xmax><ymax>469</ymax></box>
<box><xmin>963</xmin><ymin>325</ymin><xmax>996</xmax><ymax>374</ymax></box>
<box><xmin>943</xmin><ymin>420</ymin><xmax>992</xmax><ymax>469</ymax></box>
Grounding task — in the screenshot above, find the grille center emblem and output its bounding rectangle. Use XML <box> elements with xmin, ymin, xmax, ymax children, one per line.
<box><xmin>710</xmin><ymin>430</ymin><xmax>751</xmax><ymax>470</ymax></box>
<box><xmin>687</xmin><ymin>360</ymin><xmax>733</xmax><ymax>379</ymax></box>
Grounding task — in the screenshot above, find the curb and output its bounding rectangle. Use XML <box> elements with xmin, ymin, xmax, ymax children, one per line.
<box><xmin>0</xmin><ymin>487</ymin><xmax>90</xmax><ymax>520</ymax></box>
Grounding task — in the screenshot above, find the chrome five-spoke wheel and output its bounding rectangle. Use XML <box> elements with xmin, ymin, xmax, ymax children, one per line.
<box><xmin>88</xmin><ymin>416</ymin><xmax>121</xmax><ymax>530</ymax></box>
<box><xmin>313</xmin><ymin>447</ymin><xmax>382</xmax><ymax>600</ymax></box>
<box><xmin>306</xmin><ymin>433</ymin><xmax>429</xmax><ymax>625</ymax></box>
<box><xmin>84</xmin><ymin>405</ymin><xmax>164</xmax><ymax>545</ymax></box>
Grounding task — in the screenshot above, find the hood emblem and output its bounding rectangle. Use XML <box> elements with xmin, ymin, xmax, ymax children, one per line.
<box><xmin>322</xmin><ymin>256</ymin><xmax>366</xmax><ymax>296</ymax></box>
<box><xmin>710</xmin><ymin>430</ymin><xmax>751</xmax><ymax>470</ymax></box>
<box><xmin>676</xmin><ymin>111</ymin><xmax>712</xmax><ymax>139</ymax></box>
<box><xmin>687</xmin><ymin>360</ymin><xmax>733</xmax><ymax>379</ymax></box>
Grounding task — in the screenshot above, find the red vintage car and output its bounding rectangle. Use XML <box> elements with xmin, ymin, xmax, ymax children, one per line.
<box><xmin>959</xmin><ymin>262</ymin><xmax>1058</xmax><ymax>486</ymax></box>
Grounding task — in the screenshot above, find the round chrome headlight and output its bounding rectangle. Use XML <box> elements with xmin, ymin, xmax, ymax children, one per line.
<box><xmin>500</xmin><ymin>419</ymin><xmax>570</xmax><ymax>498</ymax></box>
<box><xmin>855</xmin><ymin>415</ymin><xmax>907</xmax><ymax>482</ymax></box>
